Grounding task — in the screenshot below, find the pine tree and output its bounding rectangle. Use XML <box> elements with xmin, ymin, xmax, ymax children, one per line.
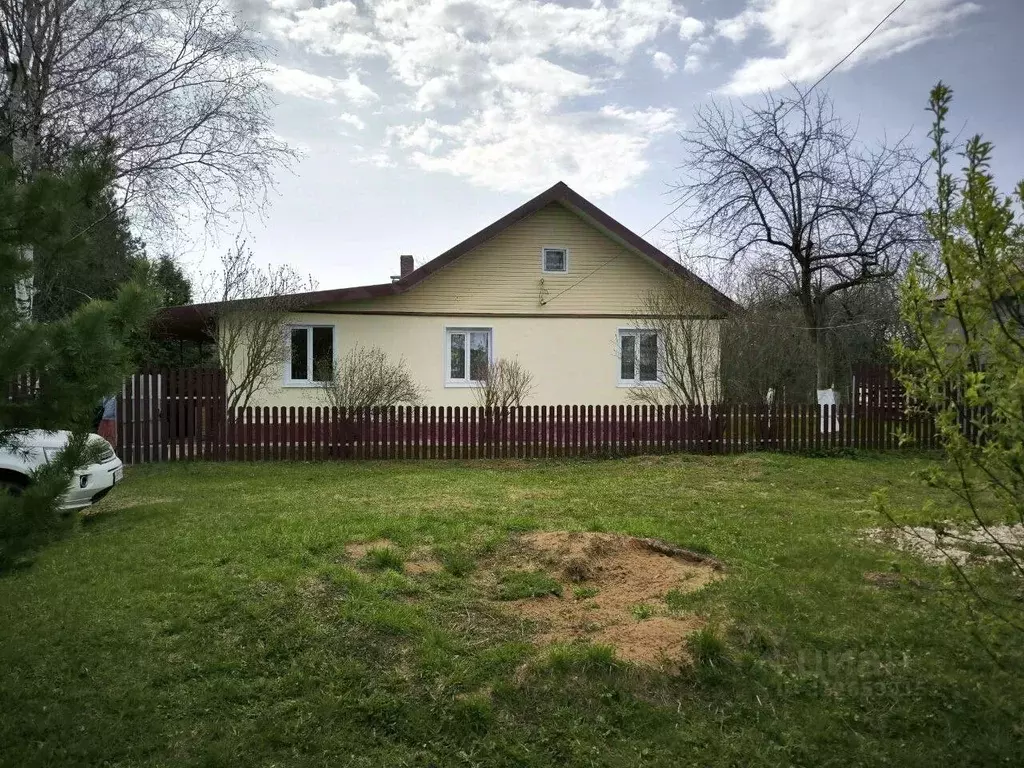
<box><xmin>0</xmin><ymin>154</ymin><xmax>154</xmax><ymax>567</ymax></box>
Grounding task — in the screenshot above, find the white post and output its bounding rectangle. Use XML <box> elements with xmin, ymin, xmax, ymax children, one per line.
<box><xmin>817</xmin><ymin>388</ymin><xmax>837</xmax><ymax>433</ymax></box>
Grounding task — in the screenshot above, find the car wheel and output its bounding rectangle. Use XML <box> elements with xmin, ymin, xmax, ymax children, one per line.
<box><xmin>0</xmin><ymin>476</ymin><xmax>28</xmax><ymax>497</ymax></box>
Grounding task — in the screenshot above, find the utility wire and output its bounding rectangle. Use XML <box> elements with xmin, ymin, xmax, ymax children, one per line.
<box><xmin>540</xmin><ymin>0</ymin><xmax>910</xmax><ymax>307</ymax></box>
<box><xmin>540</xmin><ymin>185</ymin><xmax>703</xmax><ymax>306</ymax></box>
<box><xmin>779</xmin><ymin>0</ymin><xmax>908</xmax><ymax>121</ymax></box>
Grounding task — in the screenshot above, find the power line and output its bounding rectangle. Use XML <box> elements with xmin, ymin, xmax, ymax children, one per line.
<box><xmin>540</xmin><ymin>186</ymin><xmax>703</xmax><ymax>306</ymax></box>
<box><xmin>541</xmin><ymin>0</ymin><xmax>910</xmax><ymax>307</ymax></box>
<box><xmin>780</xmin><ymin>0</ymin><xmax>908</xmax><ymax>121</ymax></box>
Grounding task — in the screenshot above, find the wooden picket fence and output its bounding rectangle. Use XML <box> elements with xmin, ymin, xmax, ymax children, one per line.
<box><xmin>200</xmin><ymin>403</ymin><xmax>935</xmax><ymax>463</ymax></box>
<box><xmin>116</xmin><ymin>385</ymin><xmax>938</xmax><ymax>466</ymax></box>
<box><xmin>116</xmin><ymin>369</ymin><xmax>226</xmax><ymax>464</ymax></box>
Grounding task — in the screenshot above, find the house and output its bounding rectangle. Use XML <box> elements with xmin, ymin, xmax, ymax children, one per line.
<box><xmin>160</xmin><ymin>182</ymin><xmax>735</xmax><ymax>407</ymax></box>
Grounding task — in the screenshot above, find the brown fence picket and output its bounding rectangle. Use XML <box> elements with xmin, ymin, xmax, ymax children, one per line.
<box><xmin>188</xmin><ymin>369</ymin><xmax>198</xmax><ymax>460</ymax></box>
<box><xmin>558</xmin><ymin>405</ymin><xmax>566</xmax><ymax>457</ymax></box>
<box><xmin>461</xmin><ymin>406</ymin><xmax>469</xmax><ymax>459</ymax></box>
<box><xmin>115</xmin><ymin>364</ymin><xmax>940</xmax><ymax>464</ymax></box>
<box><xmin>438</xmin><ymin>405</ymin><xmax>446</xmax><ymax>460</ymax></box>
<box><xmin>267</xmin><ymin>405</ymin><xmax>276</xmax><ymax>460</ymax></box>
<box><xmin>252</xmin><ymin>406</ymin><xmax>260</xmax><ymax>461</ymax></box>
<box><xmin>446</xmin><ymin>406</ymin><xmax>455</xmax><ymax>460</ymax></box>
<box><xmin>462</xmin><ymin>406</ymin><xmax>471</xmax><ymax>460</ymax></box>
<box><xmin>501</xmin><ymin>406</ymin><xmax>510</xmax><ymax>459</ymax></box>
<box><xmin>795</xmin><ymin>404</ymin><xmax>803</xmax><ymax>452</ymax></box>
<box><xmin>448</xmin><ymin>406</ymin><xmax>456</xmax><ymax>460</ymax></box>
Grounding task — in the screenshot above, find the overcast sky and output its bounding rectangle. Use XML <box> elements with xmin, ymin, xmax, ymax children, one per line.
<box><xmin>180</xmin><ymin>0</ymin><xmax>1024</xmax><ymax>290</ymax></box>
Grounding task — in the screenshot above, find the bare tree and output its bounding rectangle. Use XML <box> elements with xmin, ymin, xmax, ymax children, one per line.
<box><xmin>674</xmin><ymin>88</ymin><xmax>925</xmax><ymax>396</ymax></box>
<box><xmin>318</xmin><ymin>345</ymin><xmax>423</xmax><ymax>410</ymax></box>
<box><xmin>473</xmin><ymin>358</ymin><xmax>535</xmax><ymax>409</ymax></box>
<box><xmin>627</xmin><ymin>287</ymin><xmax>720</xmax><ymax>406</ymax></box>
<box><xmin>208</xmin><ymin>240</ymin><xmax>314</xmax><ymax>411</ymax></box>
<box><xmin>720</xmin><ymin>275</ymin><xmax>907</xmax><ymax>404</ymax></box>
<box><xmin>1</xmin><ymin>0</ymin><xmax>292</xmax><ymax>231</ymax></box>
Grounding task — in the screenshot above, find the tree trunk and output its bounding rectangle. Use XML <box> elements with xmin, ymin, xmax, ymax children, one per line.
<box><xmin>8</xmin><ymin>58</ymin><xmax>36</xmax><ymax>321</ymax></box>
<box><xmin>814</xmin><ymin>334</ymin><xmax>830</xmax><ymax>391</ymax></box>
<box><xmin>800</xmin><ymin>285</ymin><xmax>832</xmax><ymax>397</ymax></box>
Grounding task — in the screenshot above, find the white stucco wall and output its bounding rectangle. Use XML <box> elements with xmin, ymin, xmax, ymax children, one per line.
<box><xmin>241</xmin><ymin>313</ymin><xmax>720</xmax><ymax>408</ymax></box>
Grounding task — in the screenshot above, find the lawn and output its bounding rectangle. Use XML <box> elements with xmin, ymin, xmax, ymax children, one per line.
<box><xmin>1</xmin><ymin>453</ymin><xmax>1021</xmax><ymax>767</ymax></box>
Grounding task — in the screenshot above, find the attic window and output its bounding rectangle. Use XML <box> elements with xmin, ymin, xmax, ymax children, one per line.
<box><xmin>541</xmin><ymin>247</ymin><xmax>568</xmax><ymax>273</ymax></box>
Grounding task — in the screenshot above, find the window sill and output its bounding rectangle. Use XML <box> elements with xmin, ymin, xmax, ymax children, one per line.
<box><xmin>617</xmin><ymin>381</ymin><xmax>663</xmax><ymax>388</ymax></box>
<box><xmin>445</xmin><ymin>380</ymin><xmax>485</xmax><ymax>389</ymax></box>
<box><xmin>283</xmin><ymin>380</ymin><xmax>327</xmax><ymax>388</ymax></box>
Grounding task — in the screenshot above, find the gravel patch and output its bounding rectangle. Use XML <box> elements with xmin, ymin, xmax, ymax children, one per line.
<box><xmin>862</xmin><ymin>522</ymin><xmax>1024</xmax><ymax>568</ymax></box>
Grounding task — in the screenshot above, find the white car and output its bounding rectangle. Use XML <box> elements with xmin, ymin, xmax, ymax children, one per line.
<box><xmin>0</xmin><ymin>430</ymin><xmax>125</xmax><ymax>510</ymax></box>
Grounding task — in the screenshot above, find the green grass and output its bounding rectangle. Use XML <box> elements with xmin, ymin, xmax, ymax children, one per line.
<box><xmin>1</xmin><ymin>452</ymin><xmax>1022</xmax><ymax>767</ymax></box>
<box><xmin>630</xmin><ymin>602</ymin><xmax>656</xmax><ymax>620</ymax></box>
<box><xmin>360</xmin><ymin>545</ymin><xmax>405</xmax><ymax>572</ymax></box>
<box><xmin>495</xmin><ymin>569</ymin><xmax>563</xmax><ymax>600</ymax></box>
<box><xmin>434</xmin><ymin>543</ymin><xmax>477</xmax><ymax>577</ymax></box>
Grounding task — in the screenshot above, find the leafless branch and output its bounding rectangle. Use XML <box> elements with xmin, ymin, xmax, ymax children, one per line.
<box><xmin>1</xmin><ymin>0</ymin><xmax>294</xmax><ymax>231</ymax></box>
<box><xmin>674</xmin><ymin>87</ymin><xmax>926</xmax><ymax>392</ymax></box>
<box><xmin>208</xmin><ymin>238</ymin><xmax>314</xmax><ymax>411</ymax></box>
<box><xmin>628</xmin><ymin>286</ymin><xmax>720</xmax><ymax>405</ymax></box>
<box><xmin>472</xmin><ymin>358</ymin><xmax>535</xmax><ymax>409</ymax></box>
<box><xmin>318</xmin><ymin>345</ymin><xmax>423</xmax><ymax>410</ymax></box>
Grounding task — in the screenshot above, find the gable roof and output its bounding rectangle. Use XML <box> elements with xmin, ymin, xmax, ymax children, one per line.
<box><xmin>157</xmin><ymin>181</ymin><xmax>736</xmax><ymax>339</ymax></box>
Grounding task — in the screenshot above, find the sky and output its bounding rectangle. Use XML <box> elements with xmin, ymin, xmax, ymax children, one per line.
<box><xmin>180</xmin><ymin>0</ymin><xmax>1024</xmax><ymax>291</ymax></box>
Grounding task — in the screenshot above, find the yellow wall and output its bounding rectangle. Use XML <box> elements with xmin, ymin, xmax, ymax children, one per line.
<box><xmin>321</xmin><ymin>202</ymin><xmax>714</xmax><ymax>316</ymax></box>
<box><xmin>225</xmin><ymin>200</ymin><xmax>724</xmax><ymax>408</ymax></box>
<box><xmin>244</xmin><ymin>313</ymin><xmax>720</xmax><ymax>408</ymax></box>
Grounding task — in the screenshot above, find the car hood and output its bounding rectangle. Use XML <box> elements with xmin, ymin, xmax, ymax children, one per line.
<box><xmin>8</xmin><ymin>430</ymin><xmax>105</xmax><ymax>450</ymax></box>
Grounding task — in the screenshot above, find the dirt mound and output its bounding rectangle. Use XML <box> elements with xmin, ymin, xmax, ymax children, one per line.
<box><xmin>496</xmin><ymin>531</ymin><xmax>721</xmax><ymax>666</ymax></box>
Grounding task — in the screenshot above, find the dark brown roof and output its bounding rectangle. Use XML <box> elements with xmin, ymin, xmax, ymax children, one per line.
<box><xmin>156</xmin><ymin>181</ymin><xmax>736</xmax><ymax>339</ymax></box>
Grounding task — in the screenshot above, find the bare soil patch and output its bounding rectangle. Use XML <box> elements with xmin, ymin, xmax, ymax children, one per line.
<box><xmin>492</xmin><ymin>531</ymin><xmax>721</xmax><ymax>666</ymax></box>
<box><xmin>343</xmin><ymin>539</ymin><xmax>441</xmax><ymax>574</ymax></box>
<box><xmin>343</xmin><ymin>539</ymin><xmax>394</xmax><ymax>560</ymax></box>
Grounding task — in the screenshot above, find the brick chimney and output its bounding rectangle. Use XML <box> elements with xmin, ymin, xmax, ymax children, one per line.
<box><xmin>400</xmin><ymin>254</ymin><xmax>414</xmax><ymax>278</ymax></box>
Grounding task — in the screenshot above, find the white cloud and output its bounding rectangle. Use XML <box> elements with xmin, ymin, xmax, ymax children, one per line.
<box><xmin>492</xmin><ymin>57</ymin><xmax>597</xmax><ymax>109</ymax></box>
<box><xmin>334</xmin><ymin>71</ymin><xmax>379</xmax><ymax>104</ymax></box>
<box><xmin>335</xmin><ymin>112</ymin><xmax>366</xmax><ymax>130</ymax></box>
<box><xmin>678</xmin><ymin>16</ymin><xmax>705</xmax><ymax>40</ymax></box>
<box><xmin>683</xmin><ymin>40</ymin><xmax>710</xmax><ymax>74</ymax></box>
<box><xmin>364</xmin><ymin>151</ymin><xmax>396</xmax><ymax>168</ymax></box>
<box><xmin>265</xmin><ymin>1</ymin><xmax>381</xmax><ymax>57</ymax></box>
<box><xmin>259</xmin><ymin>0</ymin><xmax>700</xmax><ymax>195</ymax></box>
<box><xmin>391</xmin><ymin>98</ymin><xmax>678</xmax><ymax>197</ymax></box>
<box><xmin>717</xmin><ymin>0</ymin><xmax>981</xmax><ymax>95</ymax></box>
<box><xmin>262</xmin><ymin>64</ymin><xmax>378</xmax><ymax>107</ymax></box>
<box><xmin>263</xmin><ymin>64</ymin><xmax>342</xmax><ymax>102</ymax></box>
<box><xmin>651</xmin><ymin>51</ymin><xmax>677</xmax><ymax>75</ymax></box>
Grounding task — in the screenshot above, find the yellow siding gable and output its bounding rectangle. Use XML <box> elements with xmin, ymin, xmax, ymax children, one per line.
<box><xmin>322</xmin><ymin>203</ymin><xmax>707</xmax><ymax>316</ymax></box>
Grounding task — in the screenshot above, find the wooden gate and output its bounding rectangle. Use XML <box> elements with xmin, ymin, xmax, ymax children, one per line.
<box><xmin>116</xmin><ymin>369</ymin><xmax>226</xmax><ymax>463</ymax></box>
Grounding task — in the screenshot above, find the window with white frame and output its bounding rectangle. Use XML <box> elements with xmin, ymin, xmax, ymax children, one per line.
<box><xmin>618</xmin><ymin>329</ymin><xmax>659</xmax><ymax>385</ymax></box>
<box><xmin>286</xmin><ymin>325</ymin><xmax>334</xmax><ymax>385</ymax></box>
<box><xmin>541</xmin><ymin>247</ymin><xmax>568</xmax><ymax>273</ymax></box>
<box><xmin>446</xmin><ymin>328</ymin><xmax>492</xmax><ymax>385</ymax></box>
